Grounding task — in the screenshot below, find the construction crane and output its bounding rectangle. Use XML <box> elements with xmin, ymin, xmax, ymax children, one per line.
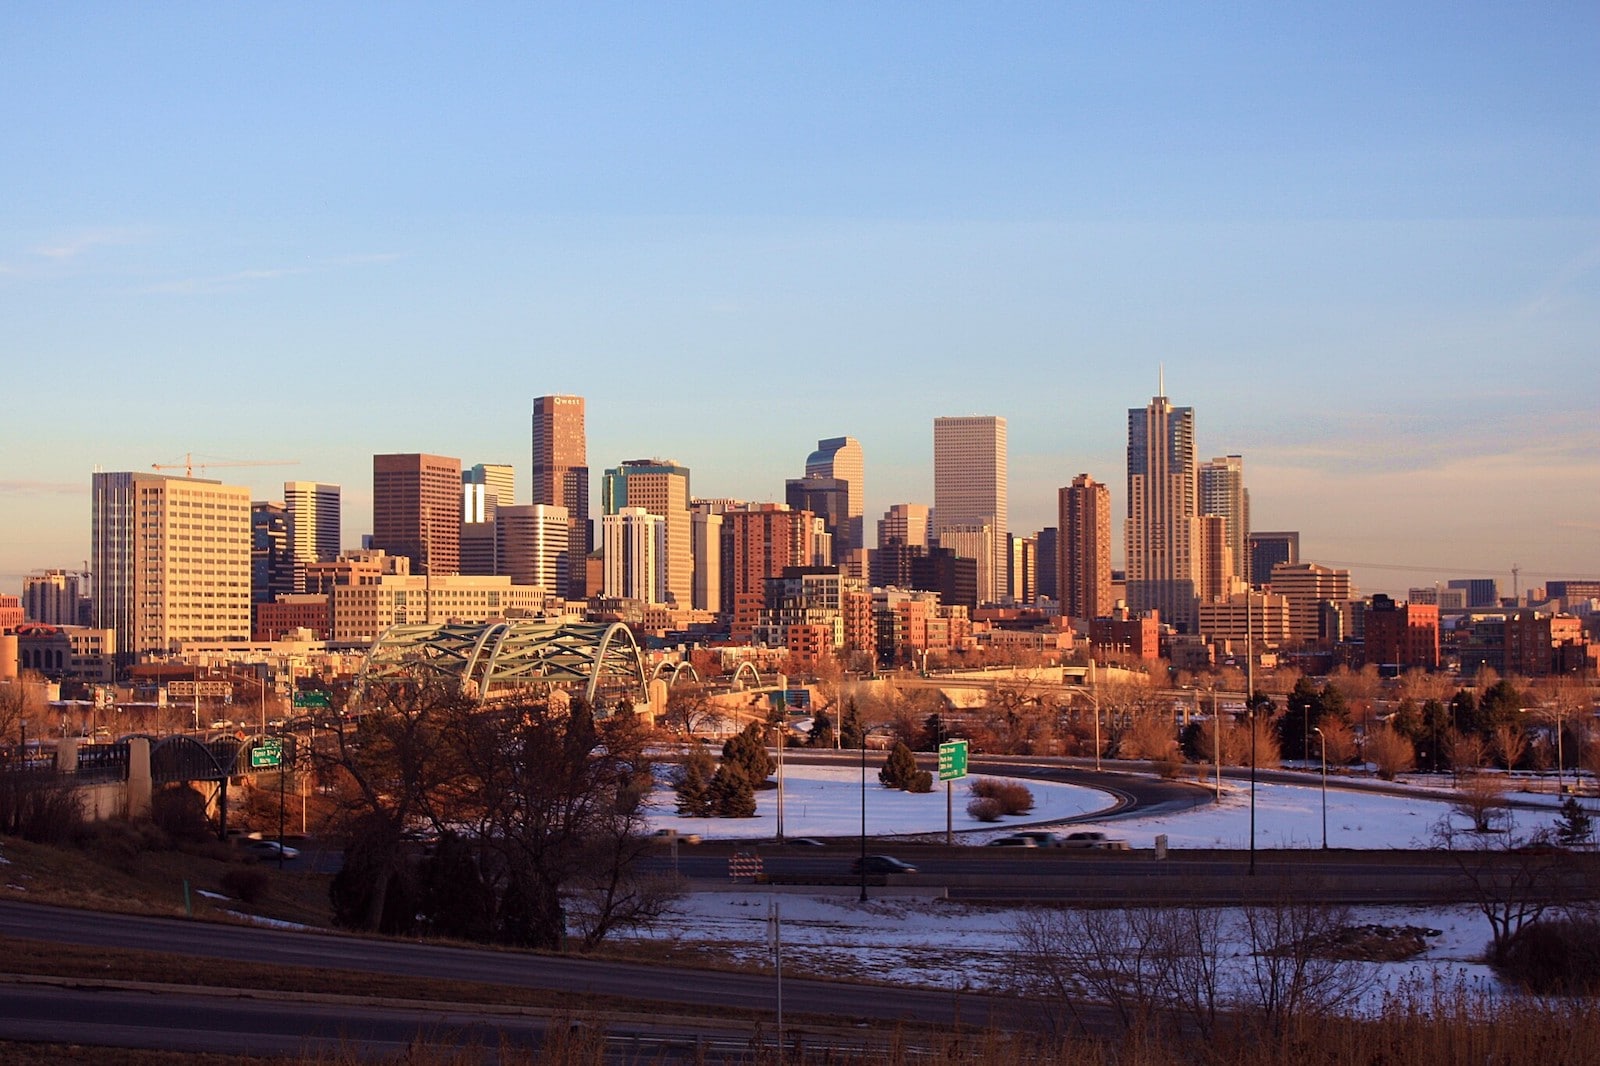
<box><xmin>152</xmin><ymin>453</ymin><xmax>300</xmax><ymax>478</ymax></box>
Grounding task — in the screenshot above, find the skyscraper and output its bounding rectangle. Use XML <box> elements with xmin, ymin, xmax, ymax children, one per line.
<box><xmin>1249</xmin><ymin>531</ymin><xmax>1300</xmax><ymax>588</ymax></box>
<box><xmin>92</xmin><ymin>472</ymin><xmax>253</xmax><ymax>664</ymax></box>
<box><xmin>372</xmin><ymin>453</ymin><xmax>462</xmax><ymax>576</ymax></box>
<box><xmin>1059</xmin><ymin>474</ymin><xmax>1112</xmax><ymax>622</ymax></box>
<box><xmin>497</xmin><ymin>504</ymin><xmax>570</xmax><ymax>592</ymax></box>
<box><xmin>933</xmin><ymin>415</ymin><xmax>1007</xmax><ymax>606</ymax></box>
<box><xmin>1198</xmin><ymin>455</ymin><xmax>1250</xmax><ymax>586</ymax></box>
<box><xmin>602</xmin><ymin>507</ymin><xmax>665</xmax><ymax>603</ymax></box>
<box><xmin>1125</xmin><ymin>387</ymin><xmax>1200</xmax><ymax>632</ymax></box>
<box><xmin>462</xmin><ymin>462</ymin><xmax>516</xmax><ymax>522</ymax></box>
<box><xmin>251</xmin><ymin>501</ymin><xmax>292</xmax><ymax>606</ymax></box>
<box><xmin>602</xmin><ymin>459</ymin><xmax>692</xmax><ymax>607</ymax></box>
<box><xmin>803</xmin><ymin>437</ymin><xmax>864</xmax><ymax>576</ymax></box>
<box><xmin>877</xmin><ymin>503</ymin><xmax>932</xmax><ymax>551</ymax></box>
<box><xmin>284</xmin><ymin>481</ymin><xmax>341</xmax><ymax>593</ymax></box>
<box><xmin>531</xmin><ymin>395</ymin><xmax>589</xmax><ymax>598</ymax></box>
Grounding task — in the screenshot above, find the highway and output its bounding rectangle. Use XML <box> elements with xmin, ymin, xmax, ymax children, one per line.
<box><xmin>0</xmin><ymin>899</ymin><xmax>1052</xmax><ymax>1059</ymax></box>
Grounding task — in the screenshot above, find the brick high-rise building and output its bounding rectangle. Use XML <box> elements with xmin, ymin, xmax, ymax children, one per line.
<box><xmin>531</xmin><ymin>395</ymin><xmax>589</xmax><ymax>598</ymax></box>
<box><xmin>372</xmin><ymin>453</ymin><xmax>461</xmax><ymax>576</ymax></box>
<box><xmin>933</xmin><ymin>416</ymin><xmax>1007</xmax><ymax>605</ymax></box>
<box><xmin>720</xmin><ymin>505</ymin><xmax>818</xmax><ymax>638</ymax></box>
<box><xmin>1126</xmin><ymin>386</ymin><xmax>1200</xmax><ymax>632</ymax></box>
<box><xmin>1059</xmin><ymin>474</ymin><xmax>1112</xmax><ymax>623</ymax></box>
<box><xmin>1363</xmin><ymin>594</ymin><xmax>1440</xmax><ymax>670</ymax></box>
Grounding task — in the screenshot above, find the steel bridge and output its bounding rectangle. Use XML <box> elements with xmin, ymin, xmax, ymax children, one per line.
<box><xmin>351</xmin><ymin>619</ymin><xmax>651</xmax><ymax>712</ymax></box>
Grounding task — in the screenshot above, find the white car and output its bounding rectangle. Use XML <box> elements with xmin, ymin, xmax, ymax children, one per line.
<box><xmin>1061</xmin><ymin>831</ymin><xmax>1130</xmax><ymax>851</ymax></box>
<box><xmin>244</xmin><ymin>839</ymin><xmax>299</xmax><ymax>860</ymax></box>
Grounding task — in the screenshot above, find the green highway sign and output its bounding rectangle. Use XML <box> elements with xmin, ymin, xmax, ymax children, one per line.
<box><xmin>292</xmin><ymin>691</ymin><xmax>331</xmax><ymax>709</ymax></box>
<box><xmin>937</xmin><ymin>739</ymin><xmax>969</xmax><ymax>781</ymax></box>
<box><xmin>250</xmin><ymin>738</ymin><xmax>283</xmax><ymax>769</ymax></box>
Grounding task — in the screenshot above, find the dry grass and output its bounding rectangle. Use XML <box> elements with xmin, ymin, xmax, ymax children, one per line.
<box><xmin>0</xmin><ymin>833</ymin><xmax>334</xmax><ymax>928</ymax></box>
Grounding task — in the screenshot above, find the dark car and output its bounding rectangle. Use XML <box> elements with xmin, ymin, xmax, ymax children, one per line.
<box><xmin>851</xmin><ymin>854</ymin><xmax>918</xmax><ymax>874</ymax></box>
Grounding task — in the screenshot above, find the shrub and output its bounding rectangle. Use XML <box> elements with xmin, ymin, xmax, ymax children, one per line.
<box><xmin>220</xmin><ymin>865</ymin><xmax>270</xmax><ymax>904</ymax></box>
<box><xmin>151</xmin><ymin>785</ymin><xmax>213</xmax><ymax>844</ymax></box>
<box><xmin>970</xmin><ymin>777</ymin><xmax>1034</xmax><ymax>815</ymax></box>
<box><xmin>879</xmin><ymin>742</ymin><xmax>921</xmax><ymax>790</ymax></box>
<box><xmin>908</xmin><ymin>770</ymin><xmax>933</xmax><ymax>794</ymax></box>
<box><xmin>1367</xmin><ymin>728</ymin><xmax>1415</xmax><ymax>781</ymax></box>
<box><xmin>1493</xmin><ymin>916</ymin><xmax>1600</xmax><ymax>994</ymax></box>
<box><xmin>0</xmin><ymin>770</ymin><xmax>85</xmax><ymax>845</ymax></box>
<box><xmin>967</xmin><ymin>796</ymin><xmax>1004</xmax><ymax>822</ymax></box>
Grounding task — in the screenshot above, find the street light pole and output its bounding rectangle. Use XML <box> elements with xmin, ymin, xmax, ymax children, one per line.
<box><xmin>858</xmin><ymin>706</ymin><xmax>868</xmax><ymax>903</ymax></box>
<box><xmin>1247</xmin><ymin>593</ymin><xmax>1257</xmax><ymax>877</ymax></box>
<box><xmin>1313</xmin><ymin>725</ymin><xmax>1327</xmax><ymax>850</ymax></box>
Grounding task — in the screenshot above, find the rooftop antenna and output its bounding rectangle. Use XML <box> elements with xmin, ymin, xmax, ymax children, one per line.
<box><xmin>1158</xmin><ymin>363</ymin><xmax>1165</xmax><ymax>398</ymax></box>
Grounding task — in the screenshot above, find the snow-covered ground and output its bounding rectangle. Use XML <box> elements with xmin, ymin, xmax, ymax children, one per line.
<box><xmin>647</xmin><ymin>762</ymin><xmax>1573</xmax><ymax>849</ymax></box>
<box><xmin>629</xmin><ymin>764</ymin><xmax>1594</xmax><ymax>1008</ymax></box>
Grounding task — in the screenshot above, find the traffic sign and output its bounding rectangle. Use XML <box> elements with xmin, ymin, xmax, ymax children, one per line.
<box><xmin>292</xmin><ymin>691</ymin><xmax>331</xmax><ymax>709</ymax></box>
<box><xmin>169</xmin><ymin>680</ymin><xmax>233</xmax><ymax>698</ymax></box>
<box><xmin>250</xmin><ymin>738</ymin><xmax>283</xmax><ymax>769</ymax></box>
<box><xmin>937</xmin><ymin>739</ymin><xmax>969</xmax><ymax>781</ymax></box>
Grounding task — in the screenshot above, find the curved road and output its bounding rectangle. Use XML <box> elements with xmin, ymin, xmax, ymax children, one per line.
<box><xmin>0</xmin><ymin>898</ymin><xmax>1053</xmax><ymax>1057</ymax></box>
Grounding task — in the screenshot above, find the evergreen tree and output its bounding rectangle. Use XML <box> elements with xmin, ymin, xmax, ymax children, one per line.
<box><xmin>708</xmin><ymin>760</ymin><xmax>757</xmax><ymax>817</ymax></box>
<box><xmin>839</xmin><ymin>700</ymin><xmax>865</xmax><ymax>749</ymax></box>
<box><xmin>879</xmin><ymin>741</ymin><xmax>920</xmax><ymax>790</ymax></box>
<box><xmin>1555</xmin><ymin>796</ymin><xmax>1594</xmax><ymax>848</ymax></box>
<box><xmin>721</xmin><ymin>722</ymin><xmax>775</xmax><ymax>786</ymax></box>
<box><xmin>922</xmin><ymin>713</ymin><xmax>946</xmax><ymax>753</ymax></box>
<box><xmin>807</xmin><ymin>710</ymin><xmax>835</xmax><ymax>749</ymax></box>
<box><xmin>673</xmin><ymin>743</ymin><xmax>715</xmax><ymax>817</ymax></box>
<box><xmin>1422</xmin><ymin>699</ymin><xmax>1452</xmax><ymax>772</ymax></box>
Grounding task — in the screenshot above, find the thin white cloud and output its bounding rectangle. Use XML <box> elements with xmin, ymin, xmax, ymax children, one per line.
<box><xmin>30</xmin><ymin>226</ymin><xmax>150</xmax><ymax>261</ymax></box>
<box><xmin>140</xmin><ymin>252</ymin><xmax>404</xmax><ymax>295</ymax></box>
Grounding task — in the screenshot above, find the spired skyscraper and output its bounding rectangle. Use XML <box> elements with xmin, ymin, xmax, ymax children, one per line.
<box><xmin>531</xmin><ymin>395</ymin><xmax>588</xmax><ymax>599</ymax></box>
<box><xmin>933</xmin><ymin>415</ymin><xmax>1007</xmax><ymax>606</ymax></box>
<box><xmin>1125</xmin><ymin>383</ymin><xmax>1200</xmax><ymax>633</ymax></box>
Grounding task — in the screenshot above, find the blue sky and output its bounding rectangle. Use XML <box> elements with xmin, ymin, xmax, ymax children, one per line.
<box><xmin>3</xmin><ymin>3</ymin><xmax>1597</xmax><ymax>597</ymax></box>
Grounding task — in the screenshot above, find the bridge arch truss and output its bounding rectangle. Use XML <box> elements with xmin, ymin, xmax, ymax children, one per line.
<box><xmin>353</xmin><ymin>620</ymin><xmax>649</xmax><ymax>712</ymax></box>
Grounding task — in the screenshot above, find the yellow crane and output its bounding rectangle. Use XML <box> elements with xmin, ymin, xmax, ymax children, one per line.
<box><xmin>151</xmin><ymin>454</ymin><xmax>300</xmax><ymax>478</ymax></box>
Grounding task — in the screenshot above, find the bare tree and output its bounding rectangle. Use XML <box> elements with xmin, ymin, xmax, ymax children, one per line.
<box><xmin>1452</xmin><ymin>773</ymin><xmax>1508</xmax><ymax>834</ymax></box>
<box><xmin>1445</xmin><ymin>730</ymin><xmax>1489</xmax><ymax>777</ymax></box>
<box><xmin>1238</xmin><ymin>894</ymin><xmax>1365</xmax><ymax>1035</ymax></box>
<box><xmin>658</xmin><ymin>682</ymin><xmax>726</xmax><ymax>736</ymax></box>
<box><xmin>1492</xmin><ymin>722</ymin><xmax>1528</xmax><ymax>772</ymax></box>
<box><xmin>1431</xmin><ymin>814</ymin><xmax>1583</xmax><ymax>960</ymax></box>
<box><xmin>1366</xmin><ymin>727</ymin><xmax>1415</xmax><ymax>781</ymax></box>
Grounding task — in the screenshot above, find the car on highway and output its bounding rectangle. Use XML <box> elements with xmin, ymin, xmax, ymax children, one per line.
<box><xmin>1015</xmin><ymin>831</ymin><xmax>1063</xmax><ymax>847</ymax></box>
<box><xmin>650</xmin><ymin>828</ymin><xmax>703</xmax><ymax>845</ymax></box>
<box><xmin>242</xmin><ymin>839</ymin><xmax>299</xmax><ymax>861</ymax></box>
<box><xmin>781</xmin><ymin>837</ymin><xmax>828</xmax><ymax>847</ymax></box>
<box><xmin>985</xmin><ymin>835</ymin><xmax>1040</xmax><ymax>847</ymax></box>
<box><xmin>1061</xmin><ymin>831</ymin><xmax>1130</xmax><ymax>851</ymax></box>
<box><xmin>850</xmin><ymin>854</ymin><xmax>918</xmax><ymax>874</ymax></box>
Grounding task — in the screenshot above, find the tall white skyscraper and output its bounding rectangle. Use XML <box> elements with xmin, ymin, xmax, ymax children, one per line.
<box><xmin>933</xmin><ymin>416</ymin><xmax>1007</xmax><ymax>606</ymax></box>
<box><xmin>602</xmin><ymin>507</ymin><xmax>666</xmax><ymax>604</ymax></box>
<box><xmin>93</xmin><ymin>472</ymin><xmax>253</xmax><ymax>663</ymax></box>
<box><xmin>1125</xmin><ymin>386</ymin><xmax>1200</xmax><ymax>632</ymax></box>
<box><xmin>284</xmin><ymin>481</ymin><xmax>341</xmax><ymax>594</ymax></box>
<box><xmin>462</xmin><ymin>462</ymin><xmax>516</xmax><ymax>522</ymax></box>
<box><xmin>1199</xmin><ymin>455</ymin><xmax>1250</xmax><ymax>584</ymax></box>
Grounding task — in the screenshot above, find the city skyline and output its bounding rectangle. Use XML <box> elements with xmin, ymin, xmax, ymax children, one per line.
<box><xmin>3</xmin><ymin>6</ymin><xmax>1596</xmax><ymax>596</ymax></box>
